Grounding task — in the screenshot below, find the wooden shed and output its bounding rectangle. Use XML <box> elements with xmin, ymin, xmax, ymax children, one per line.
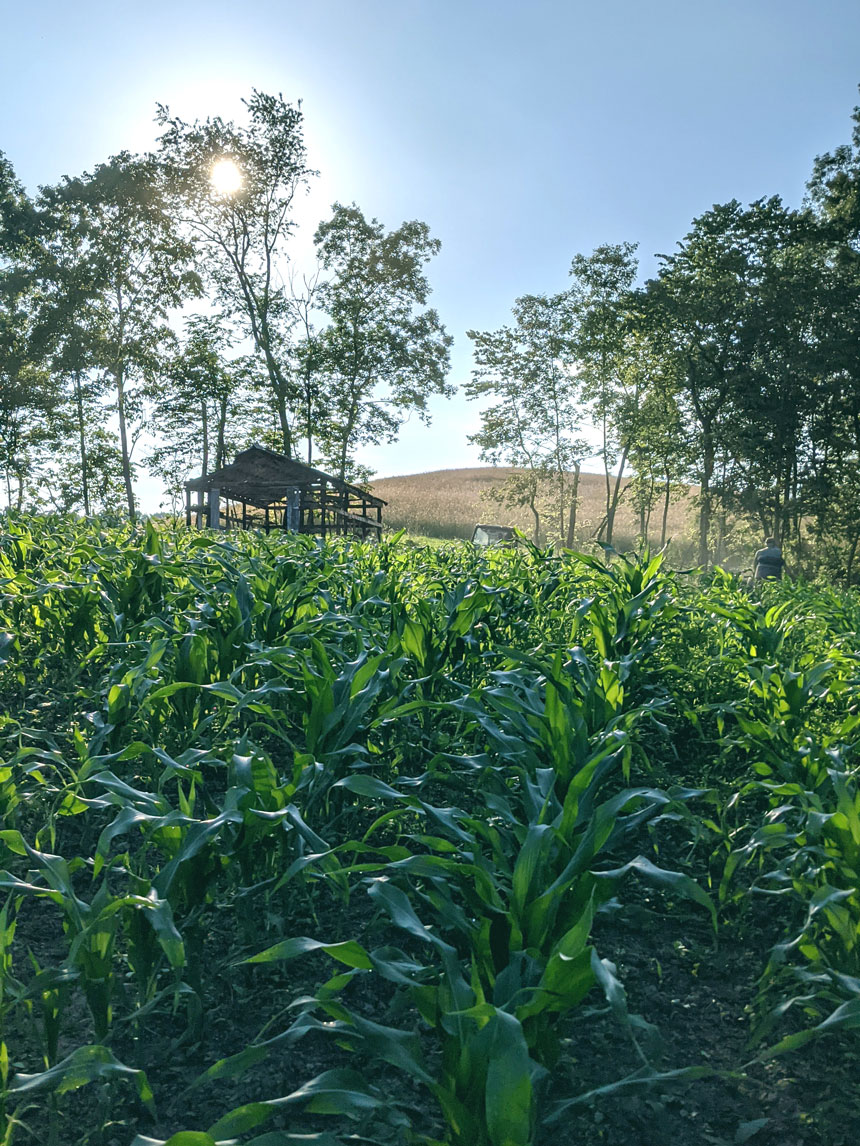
<box><xmin>184</xmin><ymin>444</ymin><xmax>385</xmax><ymax>540</ymax></box>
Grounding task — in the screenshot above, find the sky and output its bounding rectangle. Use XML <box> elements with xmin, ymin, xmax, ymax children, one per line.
<box><xmin>3</xmin><ymin>0</ymin><xmax>860</xmax><ymax>508</ymax></box>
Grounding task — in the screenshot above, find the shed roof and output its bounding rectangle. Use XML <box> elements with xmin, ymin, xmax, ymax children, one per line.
<box><xmin>185</xmin><ymin>445</ymin><xmax>386</xmax><ymax>510</ymax></box>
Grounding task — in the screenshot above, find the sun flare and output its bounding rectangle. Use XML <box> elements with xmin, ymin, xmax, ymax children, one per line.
<box><xmin>210</xmin><ymin>158</ymin><xmax>243</xmax><ymax>195</ymax></box>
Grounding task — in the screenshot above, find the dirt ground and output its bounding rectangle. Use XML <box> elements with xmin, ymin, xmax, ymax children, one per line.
<box><xmin>11</xmin><ymin>874</ymin><xmax>859</xmax><ymax>1146</ymax></box>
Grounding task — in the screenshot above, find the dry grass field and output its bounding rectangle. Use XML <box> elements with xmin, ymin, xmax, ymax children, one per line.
<box><xmin>370</xmin><ymin>466</ymin><xmax>696</xmax><ymax>550</ymax></box>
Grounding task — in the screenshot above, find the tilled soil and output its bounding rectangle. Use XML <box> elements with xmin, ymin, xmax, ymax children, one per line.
<box><xmin>8</xmin><ymin>878</ymin><xmax>859</xmax><ymax>1145</ymax></box>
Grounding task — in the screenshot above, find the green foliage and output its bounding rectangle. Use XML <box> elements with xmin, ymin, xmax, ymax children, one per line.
<box><xmin>312</xmin><ymin>202</ymin><xmax>454</xmax><ymax>482</ymax></box>
<box><xmin>2</xmin><ymin>517</ymin><xmax>859</xmax><ymax>1143</ymax></box>
<box><xmin>465</xmin><ymin>291</ymin><xmax>587</xmax><ymax>545</ymax></box>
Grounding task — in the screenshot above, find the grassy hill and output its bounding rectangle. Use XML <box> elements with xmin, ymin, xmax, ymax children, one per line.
<box><xmin>370</xmin><ymin>466</ymin><xmax>695</xmax><ymax>548</ymax></box>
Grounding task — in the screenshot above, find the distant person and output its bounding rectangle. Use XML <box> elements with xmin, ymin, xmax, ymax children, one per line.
<box><xmin>754</xmin><ymin>536</ymin><xmax>783</xmax><ymax>580</ymax></box>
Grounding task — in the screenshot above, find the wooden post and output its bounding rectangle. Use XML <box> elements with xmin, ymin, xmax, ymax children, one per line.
<box><xmin>286</xmin><ymin>488</ymin><xmax>299</xmax><ymax>531</ymax></box>
<box><xmin>242</xmin><ymin>502</ymin><xmax>247</xmax><ymax>530</ymax></box>
<box><xmin>185</xmin><ymin>487</ymin><xmax>192</xmax><ymax>528</ymax></box>
<box><xmin>265</xmin><ymin>505</ymin><xmax>270</xmax><ymax>534</ymax></box>
<box><xmin>209</xmin><ymin>487</ymin><xmax>220</xmax><ymax>529</ymax></box>
<box><xmin>320</xmin><ymin>480</ymin><xmax>327</xmax><ymax>538</ymax></box>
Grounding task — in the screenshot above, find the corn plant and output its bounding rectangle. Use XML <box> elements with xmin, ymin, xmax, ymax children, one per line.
<box><xmin>10</xmin><ymin>514</ymin><xmax>859</xmax><ymax>1144</ymax></box>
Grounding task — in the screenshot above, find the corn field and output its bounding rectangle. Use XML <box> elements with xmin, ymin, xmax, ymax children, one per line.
<box><xmin>1</xmin><ymin>516</ymin><xmax>859</xmax><ymax>1146</ymax></box>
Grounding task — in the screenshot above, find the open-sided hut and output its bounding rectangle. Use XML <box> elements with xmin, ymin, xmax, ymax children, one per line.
<box><xmin>184</xmin><ymin>445</ymin><xmax>385</xmax><ymax>540</ymax></box>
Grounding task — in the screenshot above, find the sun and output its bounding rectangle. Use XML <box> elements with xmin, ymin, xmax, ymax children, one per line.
<box><xmin>210</xmin><ymin>158</ymin><xmax>243</xmax><ymax>196</ymax></box>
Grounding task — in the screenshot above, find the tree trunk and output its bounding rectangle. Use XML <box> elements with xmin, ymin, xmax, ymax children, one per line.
<box><xmin>338</xmin><ymin>386</ymin><xmax>361</xmax><ymax>482</ymax></box>
<box><xmin>529</xmin><ymin>495</ymin><xmax>541</xmax><ymax>544</ymax></box>
<box><xmin>606</xmin><ymin>443</ymin><xmax>630</xmax><ymax>547</ymax></box>
<box><xmin>216</xmin><ymin>396</ymin><xmax>228</xmax><ymax>470</ymax></box>
<box><xmin>791</xmin><ymin>455</ymin><xmax>801</xmax><ymax>556</ymax></box>
<box><xmin>201</xmin><ymin>398</ymin><xmax>209</xmax><ymax>479</ymax></box>
<box><xmin>565</xmin><ymin>463</ymin><xmax>581</xmax><ymax>548</ymax></box>
<box><xmin>644</xmin><ymin>474</ymin><xmax>655</xmax><ymax>543</ymax></box>
<box><xmin>600</xmin><ymin>423</ymin><xmax>611</xmax><ymax>541</ymax></box>
<box><xmin>114</xmin><ymin>289</ymin><xmax>135</xmax><ymax>521</ymax></box>
<box><xmin>661</xmin><ymin>475</ymin><xmax>671</xmax><ymax>548</ymax></box>
<box><xmin>780</xmin><ymin>463</ymin><xmax>792</xmax><ymax>553</ymax></box>
<box><xmin>276</xmin><ymin>388</ymin><xmax>292</xmax><ymax>458</ymax></box>
<box><xmin>846</xmin><ymin>531</ymin><xmax>859</xmax><ymax>588</ymax></box>
<box><xmin>74</xmin><ymin>371</ymin><xmax>90</xmax><ymax>517</ymax></box>
<box><xmin>698</xmin><ymin>425</ymin><xmax>714</xmax><ymax>568</ymax></box>
<box><xmin>115</xmin><ymin>365</ymin><xmax>135</xmax><ymax>521</ymax></box>
<box><xmin>306</xmin><ymin>384</ymin><xmax>314</xmax><ymax>465</ymax></box>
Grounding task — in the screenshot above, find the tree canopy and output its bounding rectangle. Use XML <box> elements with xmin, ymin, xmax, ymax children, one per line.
<box><xmin>5</xmin><ymin>86</ymin><xmax>860</xmax><ymax>580</ymax></box>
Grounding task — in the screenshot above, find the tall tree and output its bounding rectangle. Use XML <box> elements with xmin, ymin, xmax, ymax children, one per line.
<box><xmin>286</xmin><ymin>268</ymin><xmax>327</xmax><ymax>465</ymax></box>
<box><xmin>156</xmin><ymin>91</ymin><xmax>313</xmax><ymax>457</ymax></box>
<box><xmin>25</xmin><ymin>204</ymin><xmax>109</xmax><ymax>517</ymax></box>
<box><xmin>802</xmin><ymin>92</ymin><xmax>860</xmax><ymax>581</ymax></box>
<box><xmin>0</xmin><ymin>297</ymin><xmax>57</xmax><ymax>510</ymax></box>
<box><xmin>645</xmin><ymin>200</ymin><xmax>814</xmax><ymax>565</ymax></box>
<box><xmin>0</xmin><ymin>151</ymin><xmax>36</xmax><ymax>257</ymax></box>
<box><xmin>567</xmin><ymin>243</ymin><xmax>639</xmax><ymax>546</ymax></box>
<box><xmin>807</xmin><ymin>91</ymin><xmax>860</xmax><ymax>243</ymax></box>
<box><xmin>37</xmin><ymin>153</ymin><xmax>199</xmax><ymax>518</ymax></box>
<box><xmin>146</xmin><ymin>314</ymin><xmax>251</xmax><ymax>508</ymax></box>
<box><xmin>312</xmin><ymin>202</ymin><xmax>453</xmax><ymax>481</ymax></box>
<box><xmin>466</xmin><ymin>292</ymin><xmax>588</xmax><ymax>545</ymax></box>
<box><xmin>0</xmin><ymin>157</ymin><xmax>57</xmax><ymax>509</ymax></box>
<box><xmin>467</xmin><ymin>324</ymin><xmax>547</xmax><ymax>543</ymax></box>
<box><xmin>44</xmin><ymin>424</ymin><xmax>127</xmax><ymax>516</ymax></box>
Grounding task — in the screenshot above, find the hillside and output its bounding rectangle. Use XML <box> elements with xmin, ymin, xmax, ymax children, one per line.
<box><xmin>370</xmin><ymin>466</ymin><xmax>694</xmax><ymax>546</ymax></box>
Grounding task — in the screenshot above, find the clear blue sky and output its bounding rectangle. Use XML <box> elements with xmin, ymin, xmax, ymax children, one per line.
<box><xmin>3</xmin><ymin>0</ymin><xmax>860</xmax><ymax>499</ymax></box>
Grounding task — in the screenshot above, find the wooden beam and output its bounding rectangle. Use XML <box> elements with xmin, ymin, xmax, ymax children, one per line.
<box><xmin>331</xmin><ymin>507</ymin><xmax>384</xmax><ymax>529</ymax></box>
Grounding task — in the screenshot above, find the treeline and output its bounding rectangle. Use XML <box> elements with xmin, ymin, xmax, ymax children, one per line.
<box><xmin>0</xmin><ymin>92</ymin><xmax>453</xmax><ymax>517</ymax></box>
<box><xmin>467</xmin><ymin>97</ymin><xmax>860</xmax><ymax>581</ymax></box>
<box><xmin>4</xmin><ymin>91</ymin><xmax>860</xmax><ymax>580</ymax></box>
